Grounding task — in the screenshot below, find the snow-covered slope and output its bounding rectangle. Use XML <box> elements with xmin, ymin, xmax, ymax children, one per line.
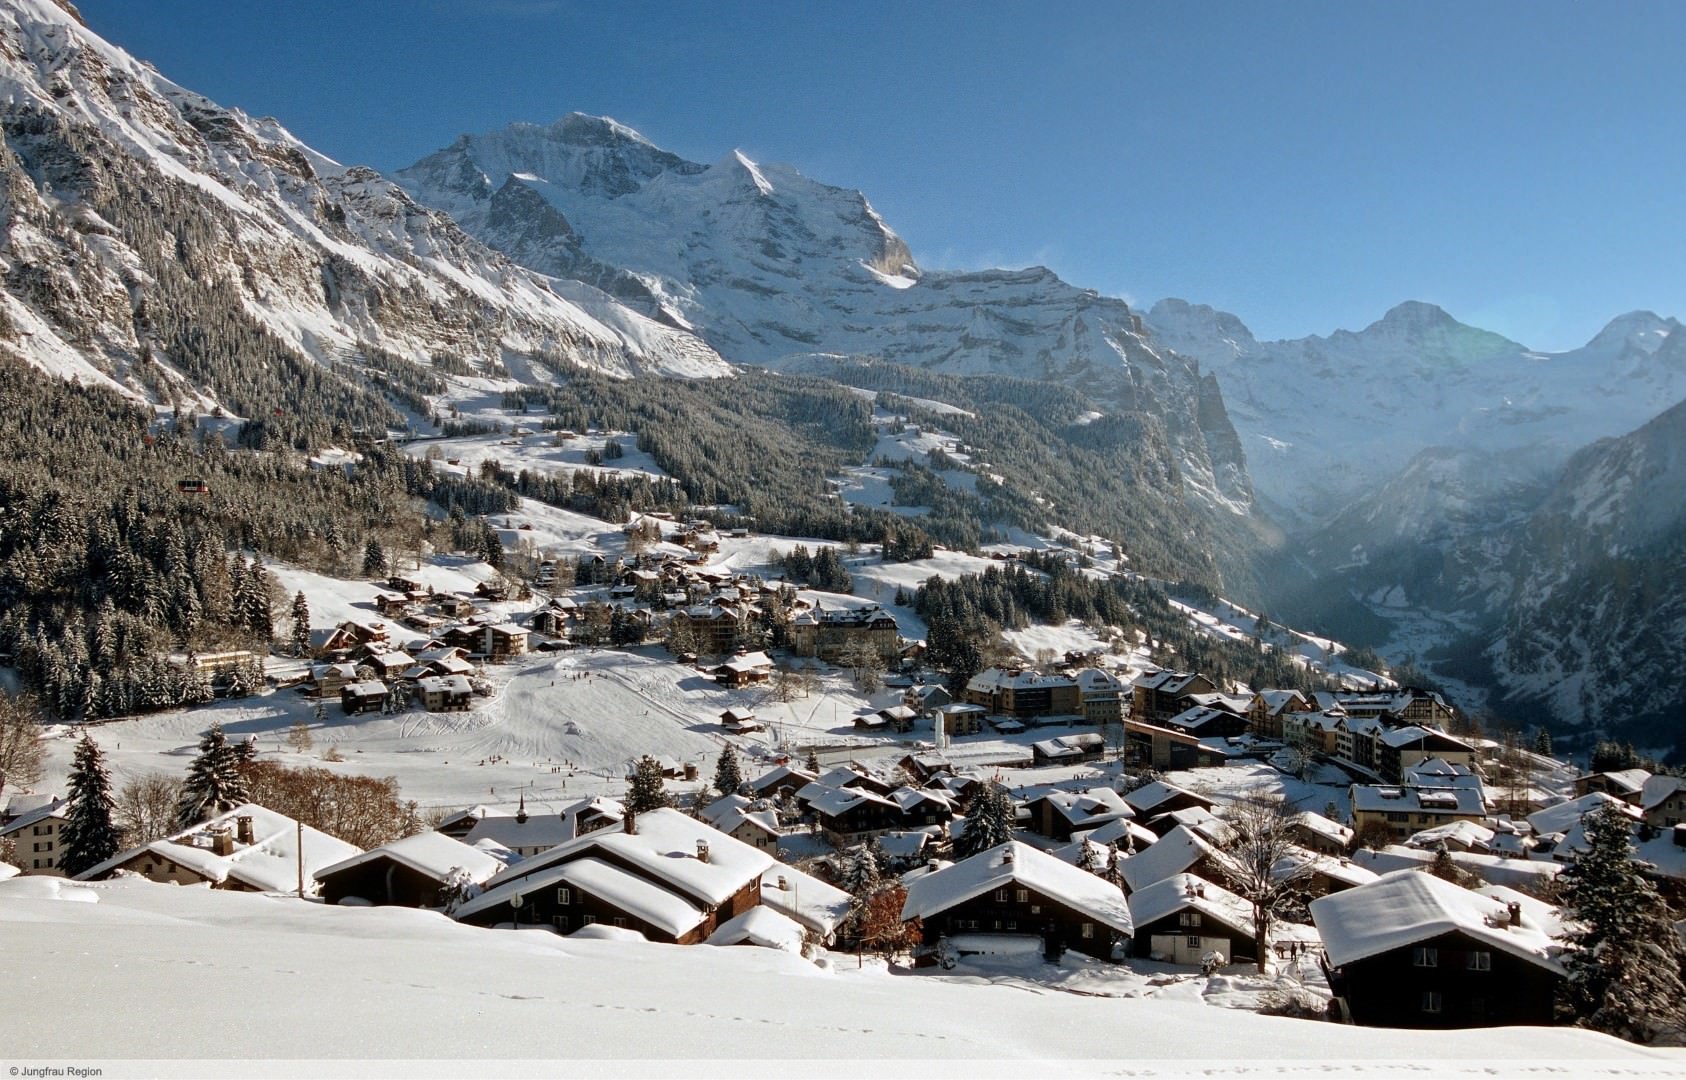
<box><xmin>1147</xmin><ymin>298</ymin><xmax>1686</xmax><ymax>525</ymax></box>
<box><xmin>7</xmin><ymin>876</ymin><xmax>1673</xmax><ymax>1069</ymax></box>
<box><xmin>396</xmin><ymin>115</ymin><xmax>1254</xmax><ymax>517</ymax></box>
<box><xmin>0</xmin><ymin>0</ymin><xmax>726</xmax><ymax>413</ymax></box>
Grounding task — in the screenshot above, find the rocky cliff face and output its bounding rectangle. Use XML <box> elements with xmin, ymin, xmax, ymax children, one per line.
<box><xmin>397</xmin><ymin>116</ymin><xmax>1255</xmax><ymax>519</ymax></box>
<box><xmin>0</xmin><ymin>0</ymin><xmax>727</xmax><ymax>424</ymax></box>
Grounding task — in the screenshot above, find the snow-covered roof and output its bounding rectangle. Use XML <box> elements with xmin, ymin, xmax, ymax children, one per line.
<box><xmin>371</xmin><ymin>650</ymin><xmax>414</xmax><ymax>667</ymax></box>
<box><xmin>1119</xmin><ymin>824</ymin><xmax>1219</xmax><ymax>893</ymax></box>
<box><xmin>760</xmin><ymin>864</ymin><xmax>851</xmax><ymax>936</ymax></box>
<box><xmin>342</xmin><ymin>680</ymin><xmax>389</xmax><ymax>698</ymax></box>
<box><xmin>483</xmin><ymin>808</ymin><xmax>774</xmax><ymax>908</ymax></box>
<box><xmin>1128</xmin><ymin>873</ymin><xmax>1254</xmax><ymax>937</ymax></box>
<box><xmin>0</xmin><ymin>861</ymin><xmax>18</xmax><ymax>881</ymax></box>
<box><xmin>1310</xmin><ymin>869</ymin><xmax>1563</xmax><ymax>973</ymax></box>
<box><xmin>458</xmin><ymin>855</ymin><xmax>707</xmax><ymax>937</ymax></box>
<box><xmin>747</xmin><ymin>764</ymin><xmax>817</xmax><ymax>794</ymax></box>
<box><xmin>462</xmin><ymin>812</ymin><xmax>573</xmax><ymax>851</ymax></box>
<box><xmin>901</xmin><ymin>841</ymin><xmax>1132</xmax><ymax>936</ymax></box>
<box><xmin>78</xmin><ymin>803</ymin><xmax>361</xmax><ymax>894</ymax></box>
<box><xmin>699</xmin><ymin>795</ymin><xmax>779</xmax><ymax>839</ymax></box>
<box><xmin>801</xmin><ymin>783</ymin><xmax>897</xmax><ymax>817</ymax></box>
<box><xmin>1272</xmin><ymin>848</ymin><xmax>1377</xmax><ymax>889</ymax></box>
<box><xmin>1350</xmin><ymin>785</ymin><xmax>1484</xmax><ymax>817</ymax></box>
<box><xmin>417</xmin><ymin>674</ymin><xmax>473</xmax><ymax>695</ymax></box>
<box><xmin>1032</xmin><ymin>786</ymin><xmax>1132</xmax><ymax>827</ymax></box>
<box><xmin>1123</xmin><ymin>781</ymin><xmax>1210</xmax><ymax>816</ymax></box>
<box><xmin>569</xmin><ymin>923</ymin><xmax>647</xmax><ymax>942</ymax></box>
<box><xmin>721</xmin><ymin>651</ymin><xmax>772</xmax><ymax>673</ymax></box>
<box><xmin>1528</xmin><ymin>792</ymin><xmax>1638</xmax><ymax>836</ymax></box>
<box><xmin>315</xmin><ymin>830</ymin><xmax>504</xmax><ymax>886</ymax></box>
<box><xmin>707</xmin><ymin>905</ymin><xmax>805</xmax><ymax>952</ymax></box>
<box><xmin>1072</xmin><ymin>816</ymin><xmax>1159</xmax><ymax>853</ymax></box>
<box><xmin>1</xmin><ymin>792</ymin><xmax>61</xmax><ymax>822</ymax></box>
<box><xmin>1352</xmin><ymin>845</ymin><xmax>1563</xmax><ymax>890</ymax></box>
<box><xmin>1378</xmin><ymin>725</ymin><xmax>1473</xmax><ymax>751</ymax></box>
<box><xmin>1287</xmin><ymin>811</ymin><xmax>1352</xmax><ymax>846</ymax></box>
<box><xmin>0</xmin><ymin>795</ymin><xmax>65</xmax><ymax>836</ymax></box>
<box><xmin>1405</xmin><ymin>820</ymin><xmax>1496</xmax><ymax>850</ymax></box>
<box><xmin>1149</xmin><ymin>806</ymin><xmax>1234</xmax><ymax>845</ymax></box>
<box><xmin>1575</xmin><ymin>768</ymin><xmax>1650</xmax><ymax>796</ymax></box>
<box><xmin>966</xmin><ymin>667</ymin><xmax>1077</xmax><ymax>693</ymax></box>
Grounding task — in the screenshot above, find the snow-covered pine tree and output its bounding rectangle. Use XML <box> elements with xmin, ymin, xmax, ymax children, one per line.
<box><xmin>713</xmin><ymin>744</ymin><xmax>744</xmax><ymax>797</ymax></box>
<box><xmin>58</xmin><ymin>733</ymin><xmax>121</xmax><ymax>876</ymax></box>
<box><xmin>1075</xmin><ymin>839</ymin><xmax>1099</xmax><ymax>876</ymax></box>
<box><xmin>174</xmin><ymin>721</ymin><xmax>249</xmax><ymax>829</ymax></box>
<box><xmin>625</xmin><ymin>755</ymin><xmax>673</xmax><ymax>813</ymax></box>
<box><xmin>956</xmin><ymin>783</ymin><xmax>1015</xmax><ymax>858</ymax></box>
<box><xmin>1534</xmin><ymin>728</ymin><xmax>1554</xmax><ymax>757</ymax></box>
<box><xmin>1557</xmin><ymin>802</ymin><xmax>1686</xmax><ymax>1043</ymax></box>
<box><xmin>805</xmin><ymin>749</ymin><xmax>822</xmax><ymax>775</ymax></box>
<box><xmin>362</xmin><ymin>539</ymin><xmax>388</xmax><ymax>579</ymax></box>
<box><xmin>290</xmin><ymin>591</ymin><xmax>311</xmax><ymax>657</ymax></box>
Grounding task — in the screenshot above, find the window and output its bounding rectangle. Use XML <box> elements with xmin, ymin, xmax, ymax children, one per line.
<box><xmin>1030</xmin><ymin>904</ymin><xmax>1041</xmax><ymax>915</ymax></box>
<box><xmin>1082</xmin><ymin>923</ymin><xmax>1094</xmax><ymax>939</ymax></box>
<box><xmin>1385</xmin><ymin>811</ymin><xmax>1409</xmax><ymax>823</ymax></box>
<box><xmin>1467</xmin><ymin>950</ymin><xmax>1491</xmax><ymax>971</ymax></box>
<box><xmin>143</xmin><ymin>863</ymin><xmax>154</xmax><ymax>874</ymax></box>
<box><xmin>1179</xmin><ymin>912</ymin><xmax>1202</xmax><ymax>927</ymax></box>
<box><xmin>1187</xmin><ymin>935</ymin><xmax>1201</xmax><ymax>948</ymax></box>
<box><xmin>556</xmin><ymin>887</ymin><xmax>571</xmax><ymax>905</ymax></box>
<box><xmin>993</xmin><ymin>919</ymin><xmax>1002</xmax><ymax>930</ymax></box>
<box><xmin>1421</xmin><ymin>991</ymin><xmax>1442</xmax><ymax>1014</ymax></box>
<box><xmin>994</xmin><ymin>889</ymin><xmax>1008</xmax><ymax>902</ymax></box>
<box><xmin>1413</xmin><ymin>947</ymin><xmax>1438</xmax><ymax>968</ymax></box>
<box><xmin>582</xmin><ymin>915</ymin><xmax>597</xmax><ymax>925</ymax></box>
<box><xmin>1006</xmin><ymin>920</ymin><xmax>1017</xmax><ymax>931</ymax></box>
<box><xmin>613</xmin><ymin>917</ymin><xmax>626</xmax><ymax>928</ymax></box>
<box><xmin>1015</xmin><ymin>889</ymin><xmax>1029</xmax><ymax>904</ymax></box>
<box><xmin>553</xmin><ymin>916</ymin><xmax>570</xmax><ymax>931</ymax></box>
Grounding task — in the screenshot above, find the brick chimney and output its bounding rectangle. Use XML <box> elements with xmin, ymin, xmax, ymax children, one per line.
<box><xmin>210</xmin><ymin>828</ymin><xmax>234</xmax><ymax>857</ymax></box>
<box><xmin>623</xmin><ymin>809</ymin><xmax>637</xmax><ymax>835</ymax></box>
<box><xmin>696</xmin><ymin>840</ymin><xmax>711</xmax><ymax>864</ymax></box>
<box><xmin>235</xmin><ymin>815</ymin><xmax>254</xmax><ymax>845</ymax></box>
<box><xmin>1508</xmin><ymin>902</ymin><xmax>1522</xmax><ymax>927</ymax></box>
<box><xmin>1001</xmin><ymin>845</ymin><xmax>1015</xmax><ymax>865</ymax></box>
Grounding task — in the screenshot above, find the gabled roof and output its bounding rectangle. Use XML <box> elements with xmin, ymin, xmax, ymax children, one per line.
<box><xmin>315</xmin><ymin>830</ymin><xmax>503</xmax><ymax>886</ymax></box>
<box><xmin>1378</xmin><ymin>725</ymin><xmax>1473</xmax><ymax>751</ymax></box>
<box><xmin>1287</xmin><ymin>811</ymin><xmax>1353</xmax><ymax>847</ymax></box>
<box><xmin>759</xmin><ymin>864</ymin><xmax>851</xmax><ymax>936</ymax></box>
<box><xmin>1119</xmin><ymin>824</ymin><xmax>1220</xmax><ymax>892</ymax></box>
<box><xmin>1575</xmin><ymin>768</ymin><xmax>1650</xmax><ymax>795</ymax></box>
<box><xmin>1128</xmin><ymin>872</ymin><xmax>1254</xmax><ymax>937</ymax></box>
<box><xmin>0</xmin><ymin>795</ymin><xmax>66</xmax><ymax>836</ymax></box>
<box><xmin>77</xmin><ymin>803</ymin><xmax>360</xmax><ymax>893</ymax></box>
<box><xmin>801</xmin><ymin>783</ymin><xmax>898</xmax><ymax>818</ymax></box>
<box><xmin>1029</xmin><ymin>786</ymin><xmax>1132</xmax><ymax>828</ymax></box>
<box><xmin>707</xmin><ymin>905</ymin><xmax>805</xmax><ymax>952</ymax></box>
<box><xmin>1122</xmin><ymin>781</ymin><xmax>1212</xmax><ymax>816</ymax></box>
<box><xmin>900</xmin><ymin>841</ymin><xmax>1132</xmax><ymax>936</ymax></box>
<box><xmin>1641</xmin><ymin>774</ymin><xmax>1686</xmax><ymax>813</ymax></box>
<box><xmin>1526</xmin><ymin>792</ymin><xmax>1638</xmax><ymax>837</ymax></box>
<box><xmin>1351</xmin><ymin>785</ymin><xmax>1485</xmax><ymax>816</ymax></box>
<box><xmin>1073</xmin><ymin>816</ymin><xmax>1159</xmax><ymax>853</ymax></box>
<box><xmin>458</xmin><ymin>855</ymin><xmax>707</xmax><ymax>937</ymax></box>
<box><xmin>479</xmin><ymin>808</ymin><xmax>775</xmax><ymax>909</ymax></box>
<box><xmin>1310</xmin><ymin>869</ymin><xmax>1564</xmax><ymax>973</ymax></box>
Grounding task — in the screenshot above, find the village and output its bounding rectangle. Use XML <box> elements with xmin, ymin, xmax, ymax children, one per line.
<box><xmin>6</xmin><ymin>466</ymin><xmax>1684</xmax><ymax>1042</ymax></box>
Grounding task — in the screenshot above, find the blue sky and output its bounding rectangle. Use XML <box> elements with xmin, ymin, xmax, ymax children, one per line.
<box><xmin>77</xmin><ymin>0</ymin><xmax>1685</xmax><ymax>350</ymax></box>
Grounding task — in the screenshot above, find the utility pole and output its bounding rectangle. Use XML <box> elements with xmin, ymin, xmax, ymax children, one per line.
<box><xmin>296</xmin><ymin>818</ymin><xmax>304</xmax><ymax>899</ymax></box>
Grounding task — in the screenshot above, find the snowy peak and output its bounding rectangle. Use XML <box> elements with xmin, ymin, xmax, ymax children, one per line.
<box><xmin>1146</xmin><ymin>298</ymin><xmax>1259</xmax><ymax>362</ymax></box>
<box><xmin>1582</xmin><ymin>309</ymin><xmax>1678</xmax><ymax>358</ymax></box>
<box><xmin>1325</xmin><ymin>301</ymin><xmax>1524</xmax><ymax>367</ymax></box>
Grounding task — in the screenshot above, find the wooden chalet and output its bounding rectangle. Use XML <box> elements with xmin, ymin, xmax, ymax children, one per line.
<box><xmin>1128</xmin><ymin>873</ymin><xmax>1258</xmax><ymax>966</ymax></box>
<box><xmin>1311</xmin><ymin>870</ymin><xmax>1564</xmax><ymax>1028</ymax></box>
<box><xmin>340</xmin><ymin>680</ymin><xmax>390</xmax><ymax>716</ymax></box>
<box><xmin>900</xmin><ymin>841</ymin><xmax>1134</xmax><ymax>962</ymax></box>
<box><xmin>315</xmin><ymin>832</ymin><xmax>503</xmax><ymax>907</ymax></box>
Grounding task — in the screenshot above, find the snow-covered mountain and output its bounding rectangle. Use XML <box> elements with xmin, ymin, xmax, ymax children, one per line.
<box><xmin>0</xmin><ymin>0</ymin><xmax>726</xmax><ymax>419</ymax></box>
<box><xmin>1147</xmin><ymin>297</ymin><xmax>1686</xmax><ymax>526</ymax></box>
<box><xmin>396</xmin><ymin>116</ymin><xmax>1255</xmax><ymax>517</ymax></box>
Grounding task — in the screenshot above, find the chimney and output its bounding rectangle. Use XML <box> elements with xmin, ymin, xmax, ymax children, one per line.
<box><xmin>235</xmin><ymin>815</ymin><xmax>254</xmax><ymax>845</ymax></box>
<box><xmin>210</xmin><ymin>828</ymin><xmax>234</xmax><ymax>857</ymax></box>
<box><xmin>1001</xmin><ymin>846</ymin><xmax>1015</xmax><ymax>865</ymax></box>
<box><xmin>1508</xmin><ymin>902</ymin><xmax>1522</xmax><ymax>927</ymax></box>
<box><xmin>696</xmin><ymin>840</ymin><xmax>711</xmax><ymax>864</ymax></box>
<box><xmin>928</xmin><ymin>859</ymin><xmax>940</xmax><ymax>873</ymax></box>
<box><xmin>623</xmin><ymin>810</ymin><xmax>637</xmax><ymax>835</ymax></box>
<box><xmin>777</xmin><ymin>875</ymin><xmax>790</xmax><ymax>892</ymax></box>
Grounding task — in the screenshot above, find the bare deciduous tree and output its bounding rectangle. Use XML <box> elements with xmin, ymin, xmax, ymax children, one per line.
<box><xmin>1218</xmin><ymin>787</ymin><xmax>1316</xmax><ymax>973</ymax></box>
<box><xmin>115</xmin><ymin>771</ymin><xmax>183</xmax><ymax>847</ymax></box>
<box><xmin>0</xmin><ymin>693</ymin><xmax>48</xmax><ymax>794</ymax></box>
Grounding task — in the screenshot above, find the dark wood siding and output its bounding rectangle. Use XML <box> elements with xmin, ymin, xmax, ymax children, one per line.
<box><xmin>1330</xmin><ymin>929</ymin><xmax>1560</xmax><ymax>1028</ymax></box>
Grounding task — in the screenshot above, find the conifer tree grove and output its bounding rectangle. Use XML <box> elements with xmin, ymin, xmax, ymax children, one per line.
<box><xmin>713</xmin><ymin>744</ymin><xmax>743</xmax><ymax>798</ymax></box>
<box><xmin>625</xmin><ymin>755</ymin><xmax>673</xmax><ymax>813</ymax></box>
<box><xmin>174</xmin><ymin>721</ymin><xmax>249</xmax><ymax>829</ymax></box>
<box><xmin>59</xmin><ymin>733</ymin><xmax>121</xmax><ymax>877</ymax></box>
<box><xmin>1557</xmin><ymin>802</ymin><xmax>1686</xmax><ymax>1043</ymax></box>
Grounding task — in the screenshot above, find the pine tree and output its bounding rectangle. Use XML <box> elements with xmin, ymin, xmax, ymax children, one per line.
<box><xmin>713</xmin><ymin>744</ymin><xmax>744</xmax><ymax>797</ymax></box>
<box><xmin>1557</xmin><ymin>802</ymin><xmax>1686</xmax><ymax>1043</ymax></box>
<box><xmin>58</xmin><ymin>733</ymin><xmax>121</xmax><ymax>876</ymax></box>
<box><xmin>1534</xmin><ymin>728</ymin><xmax>1554</xmax><ymax>757</ymax></box>
<box><xmin>805</xmin><ymin>749</ymin><xmax>822</xmax><ymax>775</ymax></box>
<box><xmin>290</xmin><ymin>591</ymin><xmax>311</xmax><ymax>657</ymax></box>
<box><xmin>625</xmin><ymin>755</ymin><xmax>673</xmax><ymax>813</ymax></box>
<box><xmin>956</xmin><ymin>783</ymin><xmax>1015</xmax><ymax>857</ymax></box>
<box><xmin>362</xmin><ymin>539</ymin><xmax>388</xmax><ymax>579</ymax></box>
<box><xmin>175</xmin><ymin>721</ymin><xmax>249</xmax><ymax>829</ymax></box>
<box><xmin>1075</xmin><ymin>839</ymin><xmax>1099</xmax><ymax>875</ymax></box>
